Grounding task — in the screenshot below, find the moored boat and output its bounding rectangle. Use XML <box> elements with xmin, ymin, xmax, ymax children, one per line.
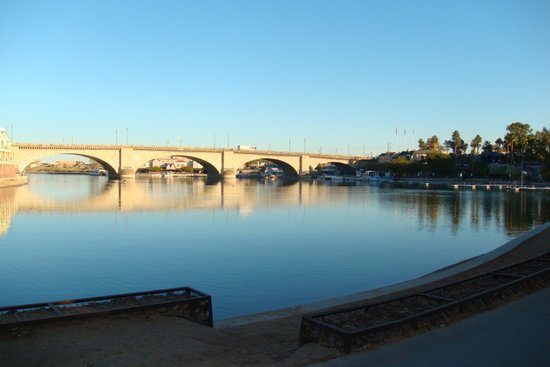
<box><xmin>89</xmin><ymin>169</ymin><xmax>108</xmax><ymax>176</ymax></box>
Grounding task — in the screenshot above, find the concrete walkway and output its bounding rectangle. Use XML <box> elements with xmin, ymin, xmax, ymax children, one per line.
<box><xmin>309</xmin><ymin>287</ymin><xmax>550</xmax><ymax>367</ymax></box>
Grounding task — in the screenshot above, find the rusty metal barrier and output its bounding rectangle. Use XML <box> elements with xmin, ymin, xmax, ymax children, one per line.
<box><xmin>300</xmin><ymin>252</ymin><xmax>550</xmax><ymax>352</ymax></box>
<box><xmin>0</xmin><ymin>286</ymin><xmax>213</xmax><ymax>328</ymax></box>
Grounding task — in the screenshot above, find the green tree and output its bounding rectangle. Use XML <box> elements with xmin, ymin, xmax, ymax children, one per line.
<box><xmin>528</xmin><ymin>127</ymin><xmax>550</xmax><ymax>161</ymax></box>
<box><xmin>444</xmin><ymin>130</ymin><xmax>467</xmax><ymax>155</ymax></box>
<box><xmin>494</xmin><ymin>138</ymin><xmax>504</xmax><ymax>153</ymax></box>
<box><xmin>470</xmin><ymin>134</ymin><xmax>482</xmax><ymax>155</ymax></box>
<box><xmin>427</xmin><ymin>135</ymin><xmax>440</xmax><ymax>150</ymax></box>
<box><xmin>482</xmin><ymin>140</ymin><xmax>493</xmax><ymax>154</ymax></box>
<box><xmin>418</xmin><ymin>139</ymin><xmax>427</xmax><ymax>150</ymax></box>
<box><xmin>504</xmin><ymin>122</ymin><xmax>532</xmax><ymax>164</ymax></box>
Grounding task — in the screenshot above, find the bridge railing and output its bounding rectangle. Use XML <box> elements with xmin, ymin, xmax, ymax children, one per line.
<box><xmin>13</xmin><ymin>143</ymin><xmax>371</xmax><ymax>160</ymax></box>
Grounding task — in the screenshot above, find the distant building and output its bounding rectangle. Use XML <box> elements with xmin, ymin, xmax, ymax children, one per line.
<box><xmin>377</xmin><ymin>152</ymin><xmax>395</xmax><ymax>164</ymax></box>
<box><xmin>411</xmin><ymin>150</ymin><xmax>430</xmax><ymax>162</ymax></box>
<box><xmin>148</xmin><ymin>156</ymin><xmax>201</xmax><ymax>170</ymax></box>
<box><xmin>55</xmin><ymin>160</ymin><xmax>80</xmax><ymax>167</ymax></box>
<box><xmin>0</xmin><ymin>128</ymin><xmax>16</xmax><ymax>178</ymax></box>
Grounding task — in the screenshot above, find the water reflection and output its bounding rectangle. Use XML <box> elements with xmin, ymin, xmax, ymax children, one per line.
<box><xmin>0</xmin><ymin>175</ymin><xmax>548</xmax><ymax>237</ymax></box>
<box><xmin>0</xmin><ymin>188</ymin><xmax>16</xmax><ymax>236</ymax></box>
<box><xmin>1</xmin><ymin>175</ymin><xmax>549</xmax><ymax>319</ymax></box>
<box><xmin>374</xmin><ymin>188</ymin><xmax>549</xmax><ymax>236</ymax></box>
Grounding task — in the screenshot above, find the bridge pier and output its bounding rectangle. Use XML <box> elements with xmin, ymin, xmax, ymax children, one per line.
<box><xmin>221</xmin><ymin>151</ymin><xmax>236</xmax><ymax>177</ymax></box>
<box><xmin>300</xmin><ymin>155</ymin><xmax>312</xmax><ymax>175</ymax></box>
<box><xmin>118</xmin><ymin>167</ymin><xmax>135</xmax><ymax>179</ymax></box>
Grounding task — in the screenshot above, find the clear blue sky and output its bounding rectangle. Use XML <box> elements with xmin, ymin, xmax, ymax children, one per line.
<box><xmin>1</xmin><ymin>0</ymin><xmax>548</xmax><ymax>155</ymax></box>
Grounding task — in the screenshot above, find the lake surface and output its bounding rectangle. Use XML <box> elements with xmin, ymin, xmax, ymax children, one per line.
<box><xmin>1</xmin><ymin>174</ymin><xmax>549</xmax><ymax>319</ymax></box>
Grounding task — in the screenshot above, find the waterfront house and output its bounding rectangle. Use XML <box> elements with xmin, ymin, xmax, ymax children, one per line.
<box><xmin>0</xmin><ymin>128</ymin><xmax>16</xmax><ymax>178</ymax></box>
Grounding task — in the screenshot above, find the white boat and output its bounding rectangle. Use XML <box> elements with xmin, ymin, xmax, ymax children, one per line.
<box><xmin>358</xmin><ymin>170</ymin><xmax>393</xmax><ymax>182</ymax></box>
<box><xmin>89</xmin><ymin>169</ymin><xmax>107</xmax><ymax>176</ymax></box>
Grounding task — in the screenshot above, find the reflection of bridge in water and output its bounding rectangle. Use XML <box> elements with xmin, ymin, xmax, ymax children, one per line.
<box><xmin>1</xmin><ymin>177</ymin><xmax>548</xmax><ymax>237</ymax></box>
<box><xmin>11</xmin><ymin>178</ymin><xmax>349</xmax><ymax>213</ymax></box>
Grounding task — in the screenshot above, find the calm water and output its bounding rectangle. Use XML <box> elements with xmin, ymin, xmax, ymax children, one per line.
<box><xmin>0</xmin><ymin>174</ymin><xmax>548</xmax><ymax>319</ymax></box>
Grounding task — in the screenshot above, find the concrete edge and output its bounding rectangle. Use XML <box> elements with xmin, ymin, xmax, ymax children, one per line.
<box><xmin>216</xmin><ymin>222</ymin><xmax>550</xmax><ymax>328</ymax></box>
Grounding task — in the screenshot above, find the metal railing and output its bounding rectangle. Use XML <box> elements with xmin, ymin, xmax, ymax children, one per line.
<box><xmin>300</xmin><ymin>252</ymin><xmax>550</xmax><ymax>352</ymax></box>
<box><xmin>0</xmin><ymin>286</ymin><xmax>213</xmax><ymax>328</ymax></box>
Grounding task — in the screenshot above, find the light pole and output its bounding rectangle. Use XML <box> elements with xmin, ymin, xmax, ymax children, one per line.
<box><xmin>125</xmin><ymin>128</ymin><xmax>128</xmax><ymax>145</ymax></box>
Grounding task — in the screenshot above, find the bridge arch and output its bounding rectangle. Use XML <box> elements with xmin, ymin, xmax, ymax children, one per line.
<box><xmin>167</xmin><ymin>155</ymin><xmax>221</xmax><ymax>177</ymax></box>
<box><xmin>19</xmin><ymin>152</ymin><xmax>119</xmax><ymax>177</ymax></box>
<box><xmin>240</xmin><ymin>158</ymin><xmax>299</xmax><ymax>177</ymax></box>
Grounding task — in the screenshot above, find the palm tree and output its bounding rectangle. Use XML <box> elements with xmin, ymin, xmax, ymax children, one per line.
<box><xmin>494</xmin><ymin>138</ymin><xmax>504</xmax><ymax>153</ymax></box>
<box><xmin>482</xmin><ymin>140</ymin><xmax>493</xmax><ymax>154</ymax></box>
<box><xmin>470</xmin><ymin>135</ymin><xmax>482</xmax><ymax>155</ymax></box>
<box><xmin>444</xmin><ymin>130</ymin><xmax>467</xmax><ymax>155</ymax></box>
<box><xmin>505</xmin><ymin>122</ymin><xmax>532</xmax><ymax>164</ymax></box>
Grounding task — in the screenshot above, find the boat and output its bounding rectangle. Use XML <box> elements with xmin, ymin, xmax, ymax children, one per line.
<box><xmin>89</xmin><ymin>169</ymin><xmax>107</xmax><ymax>176</ymax></box>
<box><xmin>326</xmin><ymin>175</ymin><xmax>344</xmax><ymax>182</ymax></box>
<box><xmin>358</xmin><ymin>170</ymin><xmax>393</xmax><ymax>183</ymax></box>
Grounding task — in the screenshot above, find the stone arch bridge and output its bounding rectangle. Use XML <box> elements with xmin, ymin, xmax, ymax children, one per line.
<box><xmin>13</xmin><ymin>143</ymin><xmax>367</xmax><ymax>178</ymax></box>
